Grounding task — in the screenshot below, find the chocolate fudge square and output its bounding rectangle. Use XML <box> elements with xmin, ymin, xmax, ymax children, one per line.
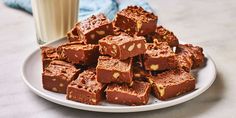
<box><xmin>42</xmin><ymin>60</ymin><xmax>80</xmax><ymax>94</ymax></box>
<box><xmin>57</xmin><ymin>42</ymin><xmax>99</xmax><ymax>65</ymax></box>
<box><xmin>146</xmin><ymin>26</ymin><xmax>179</xmax><ymax>47</ymax></box>
<box><xmin>41</xmin><ymin>46</ymin><xmax>60</xmax><ymax>69</ymax></box>
<box><xmin>67</xmin><ymin>68</ymin><xmax>106</xmax><ymax>105</ymax></box>
<box><xmin>106</xmin><ymin>81</ymin><xmax>151</xmax><ymax>105</ymax></box>
<box><xmin>115</xmin><ymin>6</ymin><xmax>157</xmax><ymax>36</ymax></box>
<box><xmin>74</xmin><ymin>13</ymin><xmax>113</xmax><ymax>44</ymax></box>
<box><xmin>143</xmin><ymin>42</ymin><xmax>178</xmax><ymax>71</ymax></box>
<box><xmin>99</xmin><ymin>33</ymin><xmax>146</xmax><ymax>60</ymax></box>
<box><xmin>176</xmin><ymin>44</ymin><xmax>204</xmax><ymax>69</ymax></box>
<box><xmin>149</xmin><ymin>69</ymin><xmax>195</xmax><ymax>100</ymax></box>
<box><xmin>96</xmin><ymin>56</ymin><xmax>133</xmax><ymax>83</ymax></box>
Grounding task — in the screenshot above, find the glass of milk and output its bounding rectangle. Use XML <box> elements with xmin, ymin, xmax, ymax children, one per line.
<box><xmin>31</xmin><ymin>0</ymin><xmax>79</xmax><ymax>44</ymax></box>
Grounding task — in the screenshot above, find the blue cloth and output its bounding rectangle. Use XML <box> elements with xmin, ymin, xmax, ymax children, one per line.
<box><xmin>2</xmin><ymin>0</ymin><xmax>153</xmax><ymax>20</ymax></box>
<box><xmin>3</xmin><ymin>0</ymin><xmax>32</xmax><ymax>13</ymax></box>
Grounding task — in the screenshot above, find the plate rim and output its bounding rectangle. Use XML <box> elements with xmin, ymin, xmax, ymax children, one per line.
<box><xmin>21</xmin><ymin>38</ymin><xmax>217</xmax><ymax>113</ymax></box>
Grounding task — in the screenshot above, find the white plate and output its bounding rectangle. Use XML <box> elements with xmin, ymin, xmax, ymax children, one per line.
<box><xmin>21</xmin><ymin>37</ymin><xmax>216</xmax><ymax>113</ymax></box>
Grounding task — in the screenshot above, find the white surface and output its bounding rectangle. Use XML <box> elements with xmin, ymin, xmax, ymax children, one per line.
<box><xmin>22</xmin><ymin>38</ymin><xmax>216</xmax><ymax>113</ymax></box>
<box><xmin>1</xmin><ymin>0</ymin><xmax>236</xmax><ymax>117</ymax></box>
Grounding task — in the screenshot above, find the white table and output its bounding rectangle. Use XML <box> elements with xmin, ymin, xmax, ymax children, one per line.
<box><xmin>0</xmin><ymin>0</ymin><xmax>236</xmax><ymax>117</ymax></box>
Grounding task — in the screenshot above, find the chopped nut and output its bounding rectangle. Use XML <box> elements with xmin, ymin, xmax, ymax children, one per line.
<box><xmin>112</xmin><ymin>45</ymin><xmax>117</xmax><ymax>53</ymax></box>
<box><xmin>137</xmin><ymin>43</ymin><xmax>142</xmax><ymax>49</ymax></box>
<box><xmin>122</xmin><ymin>45</ymin><xmax>126</xmax><ymax>49</ymax></box>
<box><xmin>147</xmin><ymin>77</ymin><xmax>154</xmax><ymax>84</ymax></box>
<box><xmin>163</xmin><ymin>36</ymin><xmax>167</xmax><ymax>39</ymax></box>
<box><xmin>136</xmin><ymin>20</ymin><xmax>142</xmax><ymax>31</ymax></box>
<box><xmin>52</xmin><ymin>78</ymin><xmax>56</xmax><ymax>81</ymax></box>
<box><xmin>52</xmin><ymin>87</ymin><xmax>57</xmax><ymax>92</ymax></box>
<box><xmin>134</xmin><ymin>73</ymin><xmax>141</xmax><ymax>78</ymax></box>
<box><xmin>115</xmin><ymin>97</ymin><xmax>118</xmax><ymax>100</ymax></box>
<box><xmin>100</xmin><ymin>46</ymin><xmax>107</xmax><ymax>53</ymax></box>
<box><xmin>129</xmin><ymin>81</ymin><xmax>134</xmax><ymax>86</ymax></box>
<box><xmin>59</xmin><ymin>83</ymin><xmax>64</xmax><ymax>87</ymax></box>
<box><xmin>91</xmin><ymin>99</ymin><xmax>96</xmax><ymax>103</ymax></box>
<box><xmin>96</xmin><ymin>30</ymin><xmax>105</xmax><ymax>35</ymax></box>
<box><xmin>145</xmin><ymin>44</ymin><xmax>148</xmax><ymax>49</ymax></box>
<box><xmin>150</xmin><ymin>64</ymin><xmax>159</xmax><ymax>70</ymax></box>
<box><xmin>104</xmin><ymin>46</ymin><xmax>107</xmax><ymax>51</ymax></box>
<box><xmin>90</xmin><ymin>34</ymin><xmax>95</xmax><ymax>39</ymax></box>
<box><xmin>128</xmin><ymin>43</ymin><xmax>135</xmax><ymax>51</ymax></box>
<box><xmin>111</xmin><ymin>50</ymin><xmax>116</xmax><ymax>56</ymax></box>
<box><xmin>153</xmin><ymin>38</ymin><xmax>158</xmax><ymax>43</ymax></box>
<box><xmin>113</xmin><ymin>72</ymin><xmax>120</xmax><ymax>79</ymax></box>
<box><xmin>68</xmin><ymin>95</ymin><xmax>72</xmax><ymax>99</ymax></box>
<box><xmin>106</xmin><ymin>25</ymin><xmax>109</xmax><ymax>29</ymax></box>
<box><xmin>110</xmin><ymin>45</ymin><xmax>117</xmax><ymax>56</ymax></box>
<box><xmin>156</xmin><ymin>84</ymin><xmax>165</xmax><ymax>97</ymax></box>
<box><xmin>176</xmin><ymin>92</ymin><xmax>181</xmax><ymax>96</ymax></box>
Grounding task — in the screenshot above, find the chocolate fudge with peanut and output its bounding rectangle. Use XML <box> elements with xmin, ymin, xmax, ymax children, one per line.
<box><xmin>106</xmin><ymin>81</ymin><xmax>151</xmax><ymax>105</ymax></box>
<box><xmin>96</xmin><ymin>56</ymin><xmax>133</xmax><ymax>83</ymax></box>
<box><xmin>176</xmin><ymin>44</ymin><xmax>204</xmax><ymax>69</ymax></box>
<box><xmin>57</xmin><ymin>42</ymin><xmax>99</xmax><ymax>65</ymax></box>
<box><xmin>114</xmin><ymin>6</ymin><xmax>157</xmax><ymax>36</ymax></box>
<box><xmin>42</xmin><ymin>60</ymin><xmax>80</xmax><ymax>94</ymax></box>
<box><xmin>148</xmin><ymin>69</ymin><xmax>195</xmax><ymax>100</ymax></box>
<box><xmin>67</xmin><ymin>68</ymin><xmax>106</xmax><ymax>105</ymax></box>
<box><xmin>99</xmin><ymin>33</ymin><xmax>146</xmax><ymax>60</ymax></box>
<box><xmin>143</xmin><ymin>42</ymin><xmax>178</xmax><ymax>71</ymax></box>
<box><xmin>68</xmin><ymin>13</ymin><xmax>113</xmax><ymax>44</ymax></box>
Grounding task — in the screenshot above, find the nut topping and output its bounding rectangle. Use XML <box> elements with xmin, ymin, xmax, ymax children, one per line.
<box><xmin>128</xmin><ymin>43</ymin><xmax>135</xmax><ymax>51</ymax></box>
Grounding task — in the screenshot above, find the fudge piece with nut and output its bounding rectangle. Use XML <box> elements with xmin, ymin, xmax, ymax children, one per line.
<box><xmin>42</xmin><ymin>60</ymin><xmax>80</xmax><ymax>94</ymax></box>
<box><xmin>143</xmin><ymin>42</ymin><xmax>178</xmax><ymax>71</ymax></box>
<box><xmin>148</xmin><ymin>69</ymin><xmax>195</xmax><ymax>100</ymax></box>
<box><xmin>66</xmin><ymin>68</ymin><xmax>106</xmax><ymax>105</ymax></box>
<box><xmin>57</xmin><ymin>42</ymin><xmax>99</xmax><ymax>65</ymax></box>
<box><xmin>99</xmin><ymin>33</ymin><xmax>146</xmax><ymax>60</ymax></box>
<box><xmin>96</xmin><ymin>56</ymin><xmax>133</xmax><ymax>83</ymax></box>
<box><xmin>115</xmin><ymin>6</ymin><xmax>157</xmax><ymax>36</ymax></box>
<box><xmin>106</xmin><ymin>81</ymin><xmax>151</xmax><ymax>105</ymax></box>
<box><xmin>70</xmin><ymin>13</ymin><xmax>113</xmax><ymax>44</ymax></box>
<box><xmin>176</xmin><ymin>44</ymin><xmax>204</xmax><ymax>69</ymax></box>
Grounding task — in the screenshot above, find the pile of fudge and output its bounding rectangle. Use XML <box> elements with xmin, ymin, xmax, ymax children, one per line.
<box><xmin>41</xmin><ymin>6</ymin><xmax>205</xmax><ymax>106</ymax></box>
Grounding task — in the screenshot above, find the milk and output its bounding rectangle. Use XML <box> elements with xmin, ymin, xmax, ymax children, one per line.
<box><xmin>31</xmin><ymin>0</ymin><xmax>79</xmax><ymax>44</ymax></box>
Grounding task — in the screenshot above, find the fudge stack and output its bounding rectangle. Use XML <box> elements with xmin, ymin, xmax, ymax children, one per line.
<box><xmin>41</xmin><ymin>6</ymin><xmax>205</xmax><ymax>105</ymax></box>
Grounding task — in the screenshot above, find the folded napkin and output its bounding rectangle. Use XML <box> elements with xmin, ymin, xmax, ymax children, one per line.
<box><xmin>2</xmin><ymin>0</ymin><xmax>153</xmax><ymax>20</ymax></box>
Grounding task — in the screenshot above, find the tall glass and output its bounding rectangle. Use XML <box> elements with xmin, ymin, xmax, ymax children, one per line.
<box><xmin>31</xmin><ymin>0</ymin><xmax>79</xmax><ymax>44</ymax></box>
